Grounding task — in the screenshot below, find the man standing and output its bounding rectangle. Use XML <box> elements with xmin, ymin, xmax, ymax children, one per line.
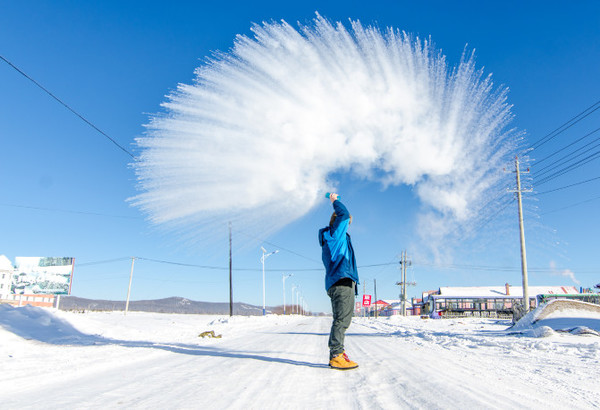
<box><xmin>318</xmin><ymin>192</ymin><xmax>359</xmax><ymax>370</ymax></box>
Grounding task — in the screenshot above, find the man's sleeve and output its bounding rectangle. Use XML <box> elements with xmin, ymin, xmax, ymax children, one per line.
<box><xmin>330</xmin><ymin>200</ymin><xmax>350</xmax><ymax>240</ymax></box>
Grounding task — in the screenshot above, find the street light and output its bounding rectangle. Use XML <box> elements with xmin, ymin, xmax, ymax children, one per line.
<box><xmin>282</xmin><ymin>273</ymin><xmax>293</xmax><ymax>315</ymax></box>
<box><xmin>261</xmin><ymin>246</ymin><xmax>279</xmax><ymax>316</ymax></box>
<box><xmin>291</xmin><ymin>284</ymin><xmax>297</xmax><ymax>315</ymax></box>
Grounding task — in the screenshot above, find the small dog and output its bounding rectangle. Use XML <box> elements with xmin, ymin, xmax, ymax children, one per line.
<box><xmin>199</xmin><ymin>330</ymin><xmax>222</xmax><ymax>338</ymax></box>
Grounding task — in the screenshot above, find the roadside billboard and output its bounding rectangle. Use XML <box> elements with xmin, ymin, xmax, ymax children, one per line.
<box><xmin>362</xmin><ymin>294</ymin><xmax>372</xmax><ymax>307</ymax></box>
<box><xmin>11</xmin><ymin>257</ymin><xmax>75</xmax><ymax>295</ymax></box>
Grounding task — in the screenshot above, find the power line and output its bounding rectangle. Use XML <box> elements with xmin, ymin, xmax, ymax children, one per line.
<box><xmin>234</xmin><ymin>228</ymin><xmax>321</xmax><ymax>264</ymax></box>
<box><xmin>414</xmin><ymin>261</ymin><xmax>597</xmax><ymax>274</ymax></box>
<box><xmin>528</xmin><ymin>99</ymin><xmax>600</xmax><ymax>151</ymax></box>
<box><xmin>541</xmin><ymin>195</ymin><xmax>600</xmax><ymax>215</ymax></box>
<box><xmin>448</xmin><ymin>186</ymin><xmax>514</xmax><ymax>243</ymax></box>
<box><xmin>136</xmin><ymin>257</ymin><xmax>230</xmax><ymax>270</ymax></box>
<box><xmin>534</xmin><ymin>140</ymin><xmax>600</xmax><ymax>179</ymax></box>
<box><xmin>361</xmin><ymin>256</ymin><xmax>401</xmax><ymax>281</ymax></box>
<box><xmin>533</xmin><ymin>127</ymin><xmax>600</xmax><ymax>168</ymax></box>
<box><xmin>466</xmin><ymin>197</ymin><xmax>514</xmax><ymax>238</ymax></box>
<box><xmin>0</xmin><ymin>54</ymin><xmax>134</xmax><ymax>158</ymax></box>
<box><xmin>0</xmin><ymin>202</ymin><xmax>140</xmax><ymax>219</ymax></box>
<box><xmin>76</xmin><ymin>257</ymin><xmax>132</xmax><ymax>266</ymax></box>
<box><xmin>472</xmin><ymin>191</ymin><xmax>507</xmax><ymax>219</ymax></box>
<box><xmin>535</xmin><ymin>149</ymin><xmax>600</xmax><ymax>186</ymax></box>
<box><xmin>416</xmin><ymin>262</ymin><xmax>519</xmax><ymax>272</ymax></box>
<box><xmin>74</xmin><ymin>255</ymin><xmax>597</xmax><ymax>277</ymax></box>
<box><xmin>132</xmin><ymin>256</ymin><xmax>396</xmax><ymax>272</ymax></box>
<box><xmin>534</xmin><ymin>175</ymin><xmax>600</xmax><ymax>196</ymax></box>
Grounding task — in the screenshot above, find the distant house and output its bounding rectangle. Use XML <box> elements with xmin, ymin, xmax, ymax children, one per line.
<box><xmin>423</xmin><ymin>284</ymin><xmax>580</xmax><ymax>318</ymax></box>
<box><xmin>371</xmin><ymin>299</ymin><xmax>390</xmax><ymax>316</ymax></box>
<box><xmin>378</xmin><ymin>299</ymin><xmax>418</xmax><ymax>316</ymax></box>
<box><xmin>409</xmin><ymin>298</ymin><xmax>423</xmax><ymax>316</ymax></box>
<box><xmin>374</xmin><ymin>299</ymin><xmax>391</xmax><ymax>309</ymax></box>
<box><xmin>358</xmin><ymin>299</ymin><xmax>409</xmax><ymax>317</ymax></box>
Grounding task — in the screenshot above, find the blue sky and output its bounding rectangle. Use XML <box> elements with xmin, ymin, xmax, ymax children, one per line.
<box><xmin>1</xmin><ymin>1</ymin><xmax>599</xmax><ymax>313</ymax></box>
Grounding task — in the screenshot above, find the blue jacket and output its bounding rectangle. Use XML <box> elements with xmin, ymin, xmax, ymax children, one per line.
<box><xmin>318</xmin><ymin>200</ymin><xmax>359</xmax><ymax>291</ymax></box>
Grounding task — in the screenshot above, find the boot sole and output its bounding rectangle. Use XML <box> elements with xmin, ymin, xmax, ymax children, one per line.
<box><xmin>329</xmin><ymin>364</ymin><xmax>359</xmax><ymax>370</ymax></box>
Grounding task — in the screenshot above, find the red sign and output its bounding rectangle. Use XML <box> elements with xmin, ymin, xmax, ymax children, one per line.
<box><xmin>362</xmin><ymin>294</ymin><xmax>372</xmax><ymax>307</ymax></box>
<box><xmin>355</xmin><ymin>302</ymin><xmax>361</xmax><ymax>311</ymax></box>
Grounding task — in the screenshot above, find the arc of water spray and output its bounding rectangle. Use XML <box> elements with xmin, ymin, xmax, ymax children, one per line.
<box><xmin>131</xmin><ymin>13</ymin><xmax>519</xmax><ymax>247</ymax></box>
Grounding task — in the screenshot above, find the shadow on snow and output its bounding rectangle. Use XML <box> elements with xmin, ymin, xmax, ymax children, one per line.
<box><xmin>0</xmin><ymin>305</ymin><xmax>330</xmax><ymax>369</ymax></box>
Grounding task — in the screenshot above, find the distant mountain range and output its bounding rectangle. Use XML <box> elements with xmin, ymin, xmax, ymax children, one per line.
<box><xmin>60</xmin><ymin>296</ymin><xmax>273</xmax><ymax>315</ymax></box>
<box><xmin>58</xmin><ymin>296</ymin><xmax>320</xmax><ymax>315</ymax></box>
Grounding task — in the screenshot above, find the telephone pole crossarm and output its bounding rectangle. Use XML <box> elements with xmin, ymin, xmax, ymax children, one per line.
<box><xmin>397</xmin><ymin>251</ymin><xmax>413</xmax><ymax>316</ymax></box>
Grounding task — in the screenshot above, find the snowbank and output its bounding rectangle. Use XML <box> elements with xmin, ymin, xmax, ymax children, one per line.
<box><xmin>510</xmin><ymin>299</ymin><xmax>600</xmax><ymax>337</ymax></box>
<box><xmin>0</xmin><ymin>304</ymin><xmax>98</xmax><ymax>344</ymax></box>
<box><xmin>1</xmin><ymin>304</ymin><xmax>599</xmax><ymax>409</ymax></box>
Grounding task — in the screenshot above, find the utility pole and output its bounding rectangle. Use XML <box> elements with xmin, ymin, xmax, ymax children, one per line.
<box><xmin>374</xmin><ymin>279</ymin><xmax>378</xmax><ymax>318</ymax></box>
<box><xmin>229</xmin><ymin>222</ymin><xmax>233</xmax><ymax>317</ymax></box>
<box><xmin>401</xmin><ymin>251</ymin><xmax>406</xmax><ymax>316</ymax></box>
<box><xmin>396</xmin><ymin>251</ymin><xmax>415</xmax><ymax>316</ymax></box>
<box><xmin>363</xmin><ymin>282</ymin><xmax>366</xmax><ymax>317</ymax></box>
<box><xmin>125</xmin><ymin>257</ymin><xmax>136</xmax><ymax>316</ymax></box>
<box><xmin>509</xmin><ymin>156</ymin><xmax>532</xmax><ymax>313</ymax></box>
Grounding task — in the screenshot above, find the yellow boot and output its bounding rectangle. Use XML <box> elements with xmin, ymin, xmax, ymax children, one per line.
<box><xmin>329</xmin><ymin>352</ymin><xmax>358</xmax><ymax>370</ymax></box>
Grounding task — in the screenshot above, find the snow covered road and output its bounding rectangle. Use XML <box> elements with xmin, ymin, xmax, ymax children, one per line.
<box><xmin>1</xmin><ymin>306</ymin><xmax>599</xmax><ymax>409</ymax></box>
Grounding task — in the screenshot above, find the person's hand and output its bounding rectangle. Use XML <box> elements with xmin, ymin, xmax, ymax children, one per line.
<box><xmin>329</xmin><ymin>192</ymin><xmax>339</xmax><ymax>203</ymax></box>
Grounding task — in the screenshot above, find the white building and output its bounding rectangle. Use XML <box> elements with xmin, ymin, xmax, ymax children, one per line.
<box><xmin>0</xmin><ymin>255</ymin><xmax>15</xmax><ymax>300</ymax></box>
<box><xmin>424</xmin><ymin>284</ymin><xmax>580</xmax><ymax>318</ymax></box>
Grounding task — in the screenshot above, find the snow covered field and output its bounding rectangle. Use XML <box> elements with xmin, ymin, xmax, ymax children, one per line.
<box><xmin>1</xmin><ymin>304</ymin><xmax>599</xmax><ymax>409</ymax></box>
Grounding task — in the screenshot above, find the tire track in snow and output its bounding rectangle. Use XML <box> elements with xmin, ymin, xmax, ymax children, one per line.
<box><xmin>345</xmin><ymin>317</ymin><xmax>599</xmax><ymax>409</ymax></box>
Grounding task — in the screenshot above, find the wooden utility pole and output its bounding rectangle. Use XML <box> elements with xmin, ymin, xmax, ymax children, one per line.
<box><xmin>125</xmin><ymin>257</ymin><xmax>135</xmax><ymax>315</ymax></box>
<box><xmin>513</xmin><ymin>156</ymin><xmax>531</xmax><ymax>312</ymax></box>
<box><xmin>402</xmin><ymin>251</ymin><xmax>407</xmax><ymax>316</ymax></box>
<box><xmin>363</xmin><ymin>282</ymin><xmax>367</xmax><ymax>317</ymax></box>
<box><xmin>374</xmin><ymin>279</ymin><xmax>378</xmax><ymax>318</ymax></box>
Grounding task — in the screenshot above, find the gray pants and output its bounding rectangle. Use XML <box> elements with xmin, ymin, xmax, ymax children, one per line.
<box><xmin>327</xmin><ymin>282</ymin><xmax>355</xmax><ymax>359</ymax></box>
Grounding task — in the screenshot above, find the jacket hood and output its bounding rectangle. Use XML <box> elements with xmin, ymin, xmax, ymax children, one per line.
<box><xmin>318</xmin><ymin>227</ymin><xmax>329</xmax><ymax>246</ymax></box>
